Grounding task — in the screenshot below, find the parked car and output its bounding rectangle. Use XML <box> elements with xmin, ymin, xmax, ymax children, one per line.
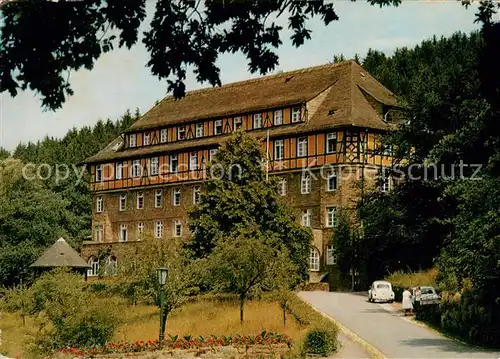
<box><xmin>368</xmin><ymin>280</ymin><xmax>395</xmax><ymax>303</ymax></box>
<box><xmin>412</xmin><ymin>286</ymin><xmax>440</xmax><ymax>306</ymax></box>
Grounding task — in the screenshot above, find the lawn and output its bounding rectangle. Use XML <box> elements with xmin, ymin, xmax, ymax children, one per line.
<box><xmin>0</xmin><ymin>297</ymin><xmax>309</xmax><ymax>358</ymax></box>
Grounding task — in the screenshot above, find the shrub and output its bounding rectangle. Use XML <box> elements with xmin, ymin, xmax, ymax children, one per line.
<box><xmin>304</xmin><ymin>326</ymin><xmax>338</xmax><ymax>356</ymax></box>
<box><xmin>386</xmin><ymin>269</ymin><xmax>438</xmax><ymax>302</ymax></box>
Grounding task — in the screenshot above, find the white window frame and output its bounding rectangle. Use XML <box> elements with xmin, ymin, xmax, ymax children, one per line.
<box><xmin>209</xmin><ymin>148</ymin><xmax>217</xmax><ymax>161</ymax></box>
<box><xmin>214</xmin><ymin>119</ymin><xmax>223</xmax><ymax>135</ymax></box>
<box><xmin>274</xmin><ymin>110</ymin><xmax>283</xmax><ymax>125</ymax></box>
<box><xmin>278</xmin><ymin>178</ymin><xmax>287</xmax><ymax>196</ymax></box>
<box><xmin>326</xmin><ymin>133</ymin><xmax>337</xmax><ymax>154</ymax></box>
<box><xmin>196</xmin><ymin>123</ymin><xmax>204</xmax><ymax>138</ymax></box>
<box><xmin>193</xmin><ymin>186</ymin><xmax>201</xmax><ymax>204</ymax></box>
<box><xmin>96</xmin><ymin>196</ymin><xmax>103</xmax><ymax>213</ymax></box>
<box><xmin>136</xmin><ymin>192</ymin><xmax>144</xmax><ymax>209</ymax></box>
<box><xmin>274</xmin><ymin>139</ymin><xmax>284</xmax><ymax>160</ymax></box>
<box><xmin>177</xmin><ymin>126</ymin><xmax>186</xmax><ymax>140</ymax></box>
<box><xmin>169</xmin><ymin>154</ymin><xmax>178</xmax><ymax>173</ymax></box>
<box><xmin>155</xmin><ymin>220</ymin><xmax>164</xmax><ymax>239</ymax></box>
<box><xmin>173</xmin><ymin>188</ymin><xmax>181</xmax><ymax>206</ymax></box>
<box><xmin>95</xmin><ymin>224</ymin><xmax>104</xmax><ymax>242</ymax></box>
<box><xmin>96</xmin><ymin>165</ymin><xmax>103</xmax><ymax>182</ymax></box>
<box><xmin>150</xmin><ymin>157</ymin><xmax>159</xmax><ymax>176</ymax></box>
<box><xmin>291</xmin><ymin>107</ymin><xmax>301</xmax><ymax>123</ymax></box>
<box><xmin>297</xmin><ymin>137</ymin><xmax>307</xmax><ymax>157</ymax></box>
<box><xmin>160</xmin><ymin>128</ymin><xmax>168</xmax><ymax>143</ymax></box>
<box><xmin>382</xmin><ymin>144</ymin><xmax>393</xmax><ymax>156</ymax></box>
<box><xmin>309</xmin><ymin>247</ymin><xmax>320</xmax><ymax>272</ymax></box>
<box><xmin>137</xmin><ymin>222</ymin><xmax>144</xmax><ymax>236</ymax></box>
<box><xmin>143</xmin><ymin>132</ymin><xmax>150</xmax><ymax>146</ymax></box>
<box><xmin>190</xmin><ymin>152</ymin><xmax>198</xmax><ymax>170</ymax></box>
<box><xmin>119</xmin><ymin>224</ymin><xmax>128</xmax><ymax>242</ymax></box>
<box><xmin>129</xmin><ymin>134</ymin><xmax>136</xmax><ymax>148</ymax></box>
<box><xmin>155</xmin><ymin>189</ymin><xmax>162</xmax><ymax>208</ymax></box>
<box><xmin>119</xmin><ymin>194</ymin><xmax>126</xmax><ymax>211</ymax></box>
<box><xmin>253</xmin><ymin>113</ymin><xmax>262</xmax><ymax>129</ymax></box>
<box><xmin>132</xmin><ymin>160</ymin><xmax>141</xmax><ymax>178</ymax></box>
<box><xmin>381</xmin><ymin>177</ymin><xmax>392</xmax><ymax>192</ymax></box>
<box><xmin>234</xmin><ymin>117</ymin><xmax>242</xmax><ymax>130</ymax></box>
<box><xmin>88</xmin><ymin>257</ymin><xmax>99</xmax><ymax>277</ymax></box>
<box><xmin>301</xmin><ymin>174</ymin><xmax>311</xmax><ymax>194</ymax></box>
<box><xmin>173</xmin><ymin>220</ymin><xmax>182</xmax><ymax>237</ymax></box>
<box><xmin>327</xmin><ymin>170</ymin><xmax>338</xmax><ymax>192</ymax></box>
<box><xmin>115</xmin><ymin>162</ymin><xmax>123</xmax><ymax>180</ymax></box>
<box><xmin>326</xmin><ymin>245</ymin><xmax>337</xmax><ymax>265</ymax></box>
<box><xmin>326</xmin><ymin>206</ymin><xmax>338</xmax><ymax>228</ymax></box>
<box><xmin>301</xmin><ymin>209</ymin><xmax>312</xmax><ymax>227</ymax></box>
<box><xmin>106</xmin><ymin>256</ymin><xmax>118</xmax><ymax>276</ymax></box>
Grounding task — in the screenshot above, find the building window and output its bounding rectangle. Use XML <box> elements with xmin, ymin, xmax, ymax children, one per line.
<box><xmin>173</xmin><ymin>188</ymin><xmax>181</xmax><ymax>206</ymax></box>
<box><xmin>297</xmin><ymin>137</ymin><xmax>307</xmax><ymax>157</ymax></box>
<box><xmin>173</xmin><ymin>220</ymin><xmax>182</xmax><ymax>237</ymax></box>
<box><xmin>95</xmin><ymin>224</ymin><xmax>104</xmax><ymax>242</ymax></box>
<box><xmin>106</xmin><ymin>256</ymin><xmax>118</xmax><ymax>276</ymax></box>
<box><xmin>326</xmin><ymin>206</ymin><xmax>337</xmax><ymax>228</ymax></box>
<box><xmin>291</xmin><ymin>107</ymin><xmax>301</xmax><ymax>123</ymax></box>
<box><xmin>274</xmin><ymin>110</ymin><xmax>283</xmax><ymax>125</ymax></box>
<box><xmin>119</xmin><ymin>194</ymin><xmax>127</xmax><ymax>211</ymax></box>
<box><xmin>132</xmin><ymin>160</ymin><xmax>141</xmax><ymax>178</ymax></box>
<box><xmin>327</xmin><ymin>170</ymin><xmax>338</xmax><ymax>191</ymax></box>
<box><xmin>95</xmin><ymin>165</ymin><xmax>103</xmax><ymax>182</ymax></box>
<box><xmin>169</xmin><ymin>154</ymin><xmax>178</xmax><ymax>173</ymax></box>
<box><xmin>160</xmin><ymin>128</ymin><xmax>168</xmax><ymax>143</ymax></box>
<box><xmin>214</xmin><ymin>120</ymin><xmax>223</xmax><ymax>135</ymax></box>
<box><xmin>143</xmin><ymin>132</ymin><xmax>150</xmax><ymax>146</ymax></box>
<box><xmin>309</xmin><ymin>247</ymin><xmax>320</xmax><ymax>272</ymax></box>
<box><xmin>96</xmin><ymin>196</ymin><xmax>103</xmax><ymax>213</ymax></box>
<box><xmin>196</xmin><ymin>123</ymin><xmax>204</xmax><ymax>138</ymax></box>
<box><xmin>155</xmin><ymin>189</ymin><xmax>163</xmax><ymax>208</ymax></box>
<box><xmin>274</xmin><ymin>139</ymin><xmax>284</xmax><ymax>160</ymax></box>
<box><xmin>150</xmin><ymin>157</ymin><xmax>159</xmax><ymax>176</ymax></box>
<box><xmin>326</xmin><ymin>133</ymin><xmax>337</xmax><ymax>154</ymax></box>
<box><xmin>234</xmin><ymin>117</ymin><xmax>242</xmax><ymax>130</ymax></box>
<box><xmin>88</xmin><ymin>257</ymin><xmax>99</xmax><ymax>277</ymax></box>
<box><xmin>155</xmin><ymin>220</ymin><xmax>164</xmax><ymax>238</ymax></box>
<box><xmin>193</xmin><ymin>186</ymin><xmax>201</xmax><ymax>204</ymax></box>
<box><xmin>137</xmin><ymin>222</ymin><xmax>144</xmax><ymax>236</ymax></box>
<box><xmin>190</xmin><ymin>152</ymin><xmax>198</xmax><ymax>170</ymax></box>
<box><xmin>116</xmin><ymin>162</ymin><xmax>123</xmax><ymax>180</ymax></box>
<box><xmin>129</xmin><ymin>134</ymin><xmax>136</xmax><ymax>148</ymax></box>
<box><xmin>301</xmin><ymin>174</ymin><xmax>311</xmax><ymax>194</ymax></box>
<box><xmin>137</xmin><ymin>192</ymin><xmax>144</xmax><ymax>209</ymax></box>
<box><xmin>326</xmin><ymin>245</ymin><xmax>337</xmax><ymax>265</ymax></box>
<box><xmin>119</xmin><ymin>224</ymin><xmax>128</xmax><ymax>242</ymax></box>
<box><xmin>301</xmin><ymin>209</ymin><xmax>312</xmax><ymax>227</ymax></box>
<box><xmin>177</xmin><ymin>126</ymin><xmax>186</xmax><ymax>140</ymax></box>
<box><xmin>253</xmin><ymin>113</ymin><xmax>262</xmax><ymax>129</ymax></box>
<box><xmin>381</xmin><ymin>144</ymin><xmax>393</xmax><ymax>156</ymax></box>
<box><xmin>209</xmin><ymin>148</ymin><xmax>217</xmax><ymax>161</ymax></box>
<box><xmin>278</xmin><ymin>178</ymin><xmax>287</xmax><ymax>196</ymax></box>
<box><xmin>381</xmin><ymin>177</ymin><xmax>391</xmax><ymax>192</ymax></box>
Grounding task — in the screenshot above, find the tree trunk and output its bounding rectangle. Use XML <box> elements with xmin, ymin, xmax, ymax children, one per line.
<box><xmin>239</xmin><ymin>295</ymin><xmax>245</xmax><ymax>323</ymax></box>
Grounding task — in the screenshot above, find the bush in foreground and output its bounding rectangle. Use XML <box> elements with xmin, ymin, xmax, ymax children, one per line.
<box><xmin>304</xmin><ymin>326</ymin><xmax>338</xmax><ymax>356</ymax></box>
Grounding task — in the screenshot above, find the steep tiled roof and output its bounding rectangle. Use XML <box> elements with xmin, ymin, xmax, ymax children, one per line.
<box><xmin>84</xmin><ymin>60</ymin><xmax>398</xmax><ymax>164</ymax></box>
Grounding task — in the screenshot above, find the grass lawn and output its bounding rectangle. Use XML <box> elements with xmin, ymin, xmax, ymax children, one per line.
<box><xmin>1</xmin><ymin>297</ymin><xmax>308</xmax><ymax>358</ymax></box>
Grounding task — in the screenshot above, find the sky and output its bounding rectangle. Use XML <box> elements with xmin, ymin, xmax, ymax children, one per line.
<box><xmin>0</xmin><ymin>1</ymin><xmax>483</xmax><ymax>151</ymax></box>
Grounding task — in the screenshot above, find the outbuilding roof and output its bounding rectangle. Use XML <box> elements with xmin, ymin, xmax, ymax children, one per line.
<box><xmin>31</xmin><ymin>237</ymin><xmax>90</xmax><ymax>269</ymax></box>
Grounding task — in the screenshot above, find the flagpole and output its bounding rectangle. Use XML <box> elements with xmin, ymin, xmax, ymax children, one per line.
<box><xmin>266</xmin><ymin>129</ymin><xmax>270</xmax><ymax>182</ymax></box>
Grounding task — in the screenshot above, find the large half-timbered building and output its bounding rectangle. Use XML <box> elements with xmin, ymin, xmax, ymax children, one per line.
<box><xmin>81</xmin><ymin>60</ymin><xmax>399</xmax><ymax>288</ymax></box>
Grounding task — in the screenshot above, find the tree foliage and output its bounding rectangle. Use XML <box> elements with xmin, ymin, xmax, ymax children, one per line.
<box><xmin>186</xmin><ymin>130</ymin><xmax>312</xmax><ymax>281</ymax></box>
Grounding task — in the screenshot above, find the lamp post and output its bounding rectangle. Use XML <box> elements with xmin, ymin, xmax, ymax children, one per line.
<box><xmin>157</xmin><ymin>267</ymin><xmax>168</xmax><ymax>342</ymax></box>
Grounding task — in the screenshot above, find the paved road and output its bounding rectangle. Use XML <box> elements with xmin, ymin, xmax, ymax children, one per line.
<box><xmin>299</xmin><ymin>291</ymin><xmax>500</xmax><ymax>359</ymax></box>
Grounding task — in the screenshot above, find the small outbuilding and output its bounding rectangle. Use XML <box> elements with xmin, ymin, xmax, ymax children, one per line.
<box><xmin>31</xmin><ymin>237</ymin><xmax>91</xmax><ymax>279</ymax></box>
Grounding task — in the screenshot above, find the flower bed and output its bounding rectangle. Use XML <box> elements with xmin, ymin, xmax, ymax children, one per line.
<box><xmin>53</xmin><ymin>332</ymin><xmax>292</xmax><ymax>358</ymax></box>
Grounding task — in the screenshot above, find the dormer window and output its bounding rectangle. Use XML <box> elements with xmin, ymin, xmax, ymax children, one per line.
<box><xmin>234</xmin><ymin>117</ymin><xmax>242</xmax><ymax>130</ymax></box>
<box><xmin>291</xmin><ymin>107</ymin><xmax>301</xmax><ymax>123</ymax></box>
<box><xmin>196</xmin><ymin>123</ymin><xmax>204</xmax><ymax>138</ymax></box>
<box><xmin>177</xmin><ymin>126</ymin><xmax>186</xmax><ymax>140</ymax></box>
<box><xmin>143</xmin><ymin>133</ymin><xmax>150</xmax><ymax>146</ymax></box>
<box><xmin>214</xmin><ymin>120</ymin><xmax>223</xmax><ymax>135</ymax></box>
<box><xmin>129</xmin><ymin>134</ymin><xmax>137</xmax><ymax>148</ymax></box>
<box><xmin>253</xmin><ymin>114</ymin><xmax>262</xmax><ymax>129</ymax></box>
<box><xmin>274</xmin><ymin>110</ymin><xmax>283</xmax><ymax>125</ymax></box>
<box><xmin>160</xmin><ymin>129</ymin><xmax>168</xmax><ymax>143</ymax></box>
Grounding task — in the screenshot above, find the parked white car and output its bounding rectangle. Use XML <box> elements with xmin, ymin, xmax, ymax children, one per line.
<box><xmin>412</xmin><ymin>286</ymin><xmax>441</xmax><ymax>306</ymax></box>
<box><xmin>368</xmin><ymin>280</ymin><xmax>395</xmax><ymax>303</ymax></box>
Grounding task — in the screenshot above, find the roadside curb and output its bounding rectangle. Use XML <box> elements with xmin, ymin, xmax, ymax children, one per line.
<box><xmin>296</xmin><ymin>294</ymin><xmax>387</xmax><ymax>359</ymax></box>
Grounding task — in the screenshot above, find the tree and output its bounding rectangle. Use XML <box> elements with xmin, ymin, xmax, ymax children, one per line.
<box><xmin>186</xmin><ymin>130</ymin><xmax>312</xmax><ymax>281</ymax></box>
<box><xmin>199</xmin><ymin>228</ymin><xmax>296</xmax><ymax>322</ymax></box>
<box><xmin>0</xmin><ymin>147</ymin><xmax>9</xmax><ymax>160</ymax></box>
<box><xmin>0</xmin><ymin>0</ymin><xmax>416</xmax><ymax>110</ymax></box>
